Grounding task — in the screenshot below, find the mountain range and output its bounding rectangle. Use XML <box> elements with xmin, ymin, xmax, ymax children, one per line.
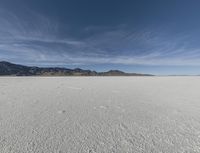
<box><xmin>0</xmin><ymin>61</ymin><xmax>153</xmax><ymax>76</ymax></box>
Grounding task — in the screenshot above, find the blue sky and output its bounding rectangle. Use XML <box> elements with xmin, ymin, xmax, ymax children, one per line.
<box><xmin>1</xmin><ymin>0</ymin><xmax>200</xmax><ymax>75</ymax></box>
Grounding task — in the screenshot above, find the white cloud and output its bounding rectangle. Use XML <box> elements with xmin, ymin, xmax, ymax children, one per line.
<box><xmin>1</xmin><ymin>9</ymin><xmax>200</xmax><ymax>67</ymax></box>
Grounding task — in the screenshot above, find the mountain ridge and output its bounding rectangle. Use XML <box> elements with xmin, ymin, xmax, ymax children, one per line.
<box><xmin>0</xmin><ymin>61</ymin><xmax>153</xmax><ymax>76</ymax></box>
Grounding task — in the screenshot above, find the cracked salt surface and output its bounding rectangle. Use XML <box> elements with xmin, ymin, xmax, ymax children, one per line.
<box><xmin>0</xmin><ymin>77</ymin><xmax>200</xmax><ymax>153</ymax></box>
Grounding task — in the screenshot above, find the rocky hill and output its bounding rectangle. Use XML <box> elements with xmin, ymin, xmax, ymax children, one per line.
<box><xmin>0</xmin><ymin>61</ymin><xmax>153</xmax><ymax>76</ymax></box>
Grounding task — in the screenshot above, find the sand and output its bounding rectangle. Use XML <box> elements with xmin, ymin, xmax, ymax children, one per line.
<box><xmin>0</xmin><ymin>77</ymin><xmax>200</xmax><ymax>153</ymax></box>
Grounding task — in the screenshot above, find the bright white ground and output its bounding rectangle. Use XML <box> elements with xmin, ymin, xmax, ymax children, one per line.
<box><xmin>0</xmin><ymin>77</ymin><xmax>200</xmax><ymax>153</ymax></box>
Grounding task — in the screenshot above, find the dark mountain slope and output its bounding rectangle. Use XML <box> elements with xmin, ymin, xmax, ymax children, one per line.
<box><xmin>0</xmin><ymin>61</ymin><xmax>153</xmax><ymax>76</ymax></box>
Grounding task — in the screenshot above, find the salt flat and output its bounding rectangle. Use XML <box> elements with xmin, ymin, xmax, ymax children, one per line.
<box><xmin>0</xmin><ymin>77</ymin><xmax>200</xmax><ymax>153</ymax></box>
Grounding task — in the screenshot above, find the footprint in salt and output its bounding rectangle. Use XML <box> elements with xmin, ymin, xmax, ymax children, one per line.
<box><xmin>57</xmin><ymin>110</ymin><xmax>66</xmax><ymax>114</ymax></box>
<box><xmin>88</xmin><ymin>149</ymin><xmax>96</xmax><ymax>153</ymax></box>
<box><xmin>115</xmin><ymin>105</ymin><xmax>125</xmax><ymax>112</ymax></box>
<box><xmin>99</xmin><ymin>105</ymin><xmax>108</xmax><ymax>109</ymax></box>
<box><xmin>67</xmin><ymin>86</ymin><xmax>82</xmax><ymax>90</ymax></box>
<box><xmin>111</xmin><ymin>90</ymin><xmax>120</xmax><ymax>93</ymax></box>
<box><xmin>116</xmin><ymin>106</ymin><xmax>121</xmax><ymax>109</ymax></box>
<box><xmin>93</xmin><ymin>106</ymin><xmax>108</xmax><ymax>110</ymax></box>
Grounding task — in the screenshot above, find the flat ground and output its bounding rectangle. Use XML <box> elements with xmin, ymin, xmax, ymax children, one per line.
<box><xmin>0</xmin><ymin>77</ymin><xmax>200</xmax><ymax>153</ymax></box>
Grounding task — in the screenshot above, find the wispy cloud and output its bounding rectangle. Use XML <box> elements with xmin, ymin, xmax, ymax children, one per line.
<box><xmin>1</xmin><ymin>8</ymin><xmax>200</xmax><ymax>67</ymax></box>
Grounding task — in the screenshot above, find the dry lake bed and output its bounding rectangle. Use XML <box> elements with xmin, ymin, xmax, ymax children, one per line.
<box><xmin>0</xmin><ymin>77</ymin><xmax>200</xmax><ymax>153</ymax></box>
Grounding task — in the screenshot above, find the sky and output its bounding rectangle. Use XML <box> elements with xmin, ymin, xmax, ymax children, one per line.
<box><xmin>1</xmin><ymin>0</ymin><xmax>200</xmax><ymax>75</ymax></box>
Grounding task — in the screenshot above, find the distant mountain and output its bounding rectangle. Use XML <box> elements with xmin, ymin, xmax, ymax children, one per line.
<box><xmin>0</xmin><ymin>61</ymin><xmax>153</xmax><ymax>76</ymax></box>
<box><xmin>98</xmin><ymin>70</ymin><xmax>152</xmax><ymax>76</ymax></box>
